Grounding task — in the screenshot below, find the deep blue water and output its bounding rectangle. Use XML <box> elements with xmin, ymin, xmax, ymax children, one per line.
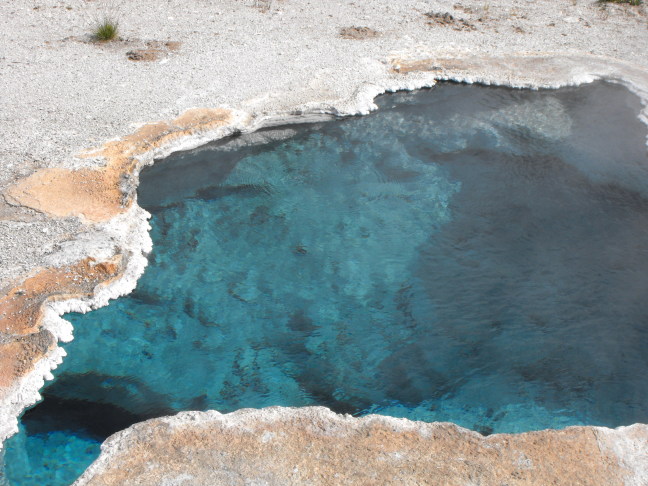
<box><xmin>4</xmin><ymin>82</ymin><xmax>648</xmax><ymax>485</ymax></box>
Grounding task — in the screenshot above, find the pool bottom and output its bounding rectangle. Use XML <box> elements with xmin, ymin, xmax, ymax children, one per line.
<box><xmin>4</xmin><ymin>81</ymin><xmax>648</xmax><ymax>485</ymax></box>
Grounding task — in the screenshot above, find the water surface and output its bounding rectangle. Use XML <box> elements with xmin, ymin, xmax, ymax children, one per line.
<box><xmin>4</xmin><ymin>81</ymin><xmax>648</xmax><ymax>485</ymax></box>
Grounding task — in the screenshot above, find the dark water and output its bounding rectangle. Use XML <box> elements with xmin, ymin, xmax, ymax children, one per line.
<box><xmin>4</xmin><ymin>81</ymin><xmax>648</xmax><ymax>485</ymax></box>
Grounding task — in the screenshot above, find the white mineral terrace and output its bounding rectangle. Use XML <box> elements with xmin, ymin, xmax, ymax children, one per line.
<box><xmin>0</xmin><ymin>0</ymin><xmax>647</xmax><ymax>483</ymax></box>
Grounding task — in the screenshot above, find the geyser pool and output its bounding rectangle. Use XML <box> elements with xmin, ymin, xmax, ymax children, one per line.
<box><xmin>4</xmin><ymin>81</ymin><xmax>648</xmax><ymax>485</ymax></box>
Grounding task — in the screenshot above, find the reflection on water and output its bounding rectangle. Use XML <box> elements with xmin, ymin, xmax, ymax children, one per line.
<box><xmin>5</xmin><ymin>81</ymin><xmax>648</xmax><ymax>485</ymax></box>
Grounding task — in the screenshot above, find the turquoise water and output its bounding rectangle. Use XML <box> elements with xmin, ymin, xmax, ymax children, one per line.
<box><xmin>4</xmin><ymin>82</ymin><xmax>648</xmax><ymax>484</ymax></box>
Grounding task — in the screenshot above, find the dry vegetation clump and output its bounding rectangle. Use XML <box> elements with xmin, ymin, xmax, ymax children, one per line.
<box><xmin>126</xmin><ymin>41</ymin><xmax>181</xmax><ymax>62</ymax></box>
<box><xmin>339</xmin><ymin>26</ymin><xmax>381</xmax><ymax>40</ymax></box>
<box><xmin>253</xmin><ymin>0</ymin><xmax>273</xmax><ymax>12</ymax></box>
<box><xmin>598</xmin><ymin>0</ymin><xmax>642</xmax><ymax>5</ymax></box>
<box><xmin>424</xmin><ymin>11</ymin><xmax>476</xmax><ymax>31</ymax></box>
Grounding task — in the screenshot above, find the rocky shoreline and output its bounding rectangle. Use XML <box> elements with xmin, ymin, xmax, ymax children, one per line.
<box><xmin>1</xmin><ymin>0</ymin><xmax>647</xmax><ymax>482</ymax></box>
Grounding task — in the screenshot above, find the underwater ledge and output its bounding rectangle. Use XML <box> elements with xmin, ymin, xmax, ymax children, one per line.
<box><xmin>1</xmin><ymin>52</ymin><xmax>648</xmax><ymax>485</ymax></box>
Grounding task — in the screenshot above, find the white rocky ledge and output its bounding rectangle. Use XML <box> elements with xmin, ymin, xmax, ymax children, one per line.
<box><xmin>74</xmin><ymin>407</ymin><xmax>648</xmax><ymax>486</ymax></box>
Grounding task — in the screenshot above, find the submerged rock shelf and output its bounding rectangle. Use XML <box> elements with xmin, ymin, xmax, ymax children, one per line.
<box><xmin>4</xmin><ymin>81</ymin><xmax>648</xmax><ymax>485</ymax></box>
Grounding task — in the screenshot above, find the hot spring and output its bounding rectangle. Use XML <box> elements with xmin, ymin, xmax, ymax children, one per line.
<box><xmin>3</xmin><ymin>81</ymin><xmax>648</xmax><ymax>485</ymax></box>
